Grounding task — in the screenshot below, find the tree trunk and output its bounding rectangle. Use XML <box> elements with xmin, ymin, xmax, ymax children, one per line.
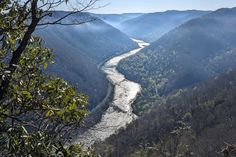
<box><xmin>0</xmin><ymin>0</ymin><xmax>39</xmax><ymax>100</ymax></box>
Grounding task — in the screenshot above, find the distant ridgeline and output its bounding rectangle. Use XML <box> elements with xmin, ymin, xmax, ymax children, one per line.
<box><xmin>35</xmin><ymin>11</ymin><xmax>139</xmax><ymax>109</ymax></box>
<box><xmin>117</xmin><ymin>7</ymin><xmax>236</xmax><ymax>115</ymax></box>
<box><xmin>110</xmin><ymin>10</ymin><xmax>211</xmax><ymax>42</ymax></box>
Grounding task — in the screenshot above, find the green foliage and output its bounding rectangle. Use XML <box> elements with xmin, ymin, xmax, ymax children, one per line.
<box><xmin>0</xmin><ymin>127</ymin><xmax>94</xmax><ymax>156</ymax></box>
<box><xmin>0</xmin><ymin>1</ymin><xmax>97</xmax><ymax>156</ymax></box>
<box><xmin>0</xmin><ymin>39</ymin><xmax>93</xmax><ymax>156</ymax></box>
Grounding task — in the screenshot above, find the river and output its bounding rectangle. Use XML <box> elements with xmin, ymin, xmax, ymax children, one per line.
<box><xmin>75</xmin><ymin>39</ymin><xmax>149</xmax><ymax>147</ymax></box>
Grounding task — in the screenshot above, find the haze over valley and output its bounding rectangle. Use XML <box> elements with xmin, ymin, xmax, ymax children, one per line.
<box><xmin>1</xmin><ymin>1</ymin><xmax>236</xmax><ymax>156</ymax></box>
<box><xmin>35</xmin><ymin>12</ymin><xmax>139</xmax><ymax>108</ymax></box>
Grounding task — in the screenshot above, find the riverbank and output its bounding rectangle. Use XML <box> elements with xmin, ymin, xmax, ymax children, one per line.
<box><xmin>74</xmin><ymin>39</ymin><xmax>149</xmax><ymax>148</ymax></box>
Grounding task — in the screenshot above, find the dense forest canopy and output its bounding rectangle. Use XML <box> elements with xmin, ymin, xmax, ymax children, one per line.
<box><xmin>94</xmin><ymin>66</ymin><xmax>236</xmax><ymax>157</ymax></box>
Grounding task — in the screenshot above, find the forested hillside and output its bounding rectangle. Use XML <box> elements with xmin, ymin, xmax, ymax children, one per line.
<box><xmin>94</xmin><ymin>68</ymin><xmax>236</xmax><ymax>157</ymax></box>
<box><xmin>35</xmin><ymin>11</ymin><xmax>138</xmax><ymax>108</ymax></box>
<box><xmin>118</xmin><ymin>7</ymin><xmax>236</xmax><ymax>114</ymax></box>
<box><xmin>118</xmin><ymin>10</ymin><xmax>210</xmax><ymax>42</ymax></box>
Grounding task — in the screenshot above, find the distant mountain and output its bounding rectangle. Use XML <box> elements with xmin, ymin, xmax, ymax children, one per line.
<box><xmin>93</xmin><ymin>13</ymin><xmax>143</xmax><ymax>28</ymax></box>
<box><xmin>94</xmin><ymin>68</ymin><xmax>236</xmax><ymax>157</ymax></box>
<box><xmin>118</xmin><ymin>7</ymin><xmax>236</xmax><ymax>114</ymax></box>
<box><xmin>118</xmin><ymin>10</ymin><xmax>211</xmax><ymax>42</ymax></box>
<box><xmin>35</xmin><ymin>11</ymin><xmax>138</xmax><ymax>108</ymax></box>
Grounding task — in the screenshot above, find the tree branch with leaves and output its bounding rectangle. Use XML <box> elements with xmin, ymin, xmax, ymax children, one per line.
<box><xmin>0</xmin><ymin>0</ymin><xmax>100</xmax><ymax>156</ymax></box>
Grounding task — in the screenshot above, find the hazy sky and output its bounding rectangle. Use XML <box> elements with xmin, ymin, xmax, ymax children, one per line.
<box><xmin>59</xmin><ymin>0</ymin><xmax>236</xmax><ymax>14</ymax></box>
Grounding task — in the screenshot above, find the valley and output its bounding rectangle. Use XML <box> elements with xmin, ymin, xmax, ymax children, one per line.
<box><xmin>39</xmin><ymin>8</ymin><xmax>236</xmax><ymax>155</ymax></box>
<box><xmin>2</xmin><ymin>1</ymin><xmax>236</xmax><ymax>157</ymax></box>
<box><xmin>93</xmin><ymin>7</ymin><xmax>236</xmax><ymax>157</ymax></box>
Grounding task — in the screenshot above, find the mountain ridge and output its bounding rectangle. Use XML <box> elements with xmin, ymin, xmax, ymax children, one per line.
<box><xmin>117</xmin><ymin>7</ymin><xmax>236</xmax><ymax>114</ymax></box>
<box><xmin>116</xmin><ymin>10</ymin><xmax>211</xmax><ymax>42</ymax></box>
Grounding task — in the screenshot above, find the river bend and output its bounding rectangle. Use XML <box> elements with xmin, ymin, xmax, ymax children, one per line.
<box><xmin>76</xmin><ymin>39</ymin><xmax>149</xmax><ymax>147</ymax></box>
